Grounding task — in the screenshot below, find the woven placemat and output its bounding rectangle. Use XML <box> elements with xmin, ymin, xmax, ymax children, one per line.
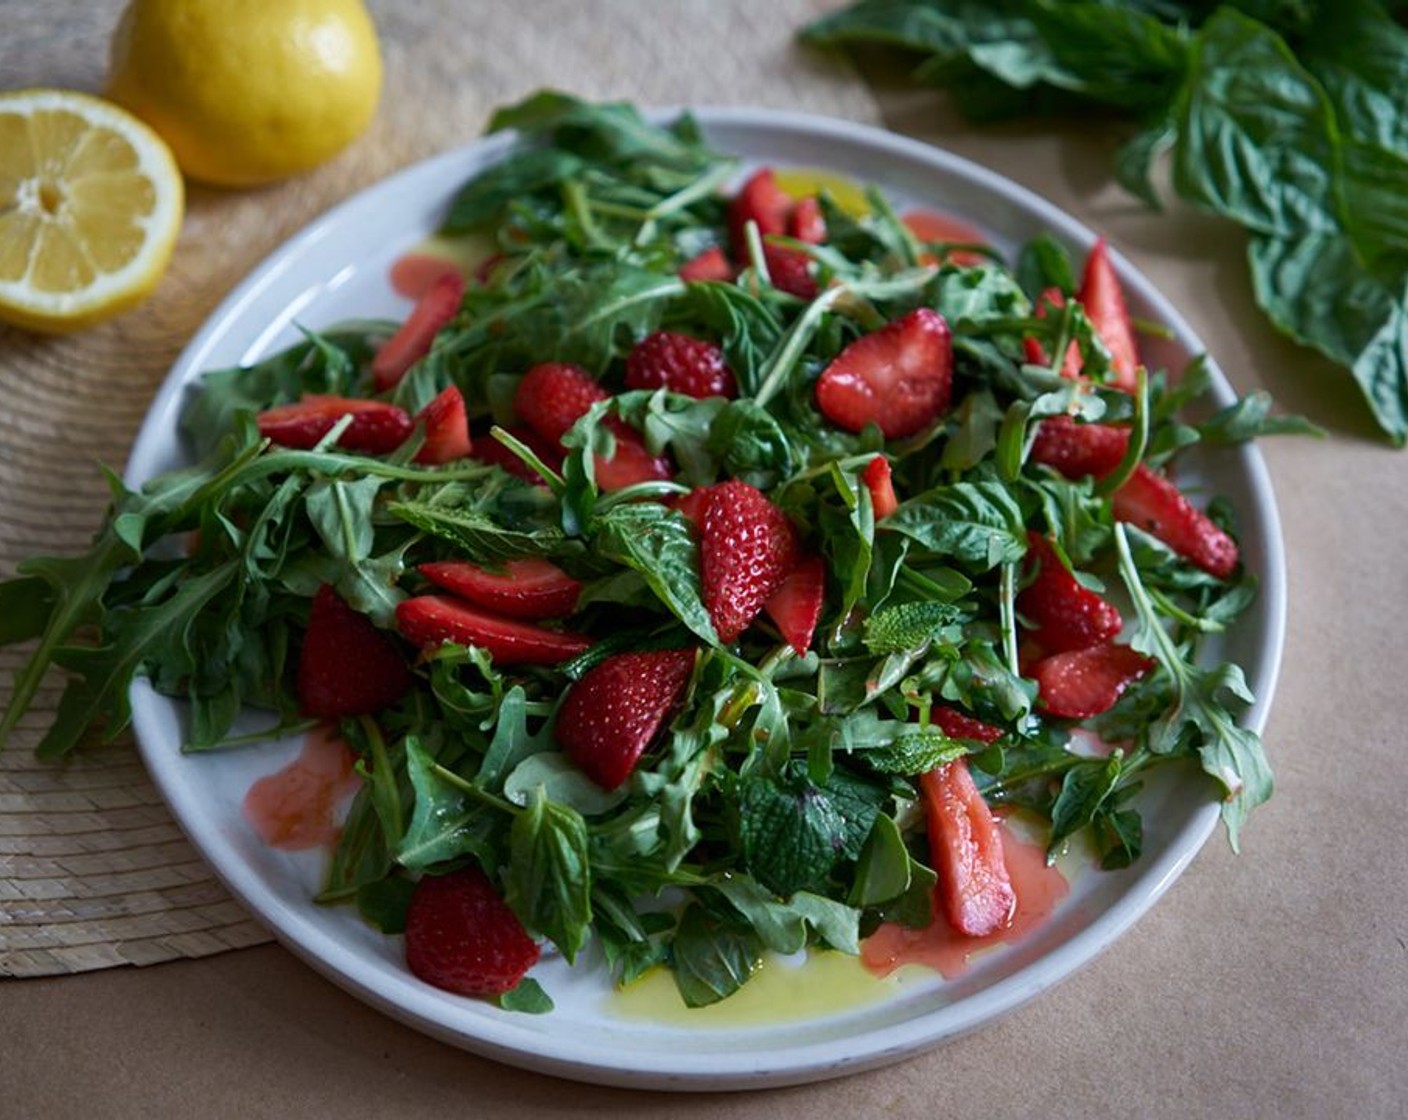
<box><xmin>0</xmin><ymin>0</ymin><xmax>879</xmax><ymax>977</ymax></box>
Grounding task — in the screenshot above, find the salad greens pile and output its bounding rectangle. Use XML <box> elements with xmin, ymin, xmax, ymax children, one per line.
<box><xmin>0</xmin><ymin>92</ymin><xmax>1288</xmax><ymax>1010</ymax></box>
<box><xmin>803</xmin><ymin>0</ymin><xmax>1408</xmax><ymax>445</ymax></box>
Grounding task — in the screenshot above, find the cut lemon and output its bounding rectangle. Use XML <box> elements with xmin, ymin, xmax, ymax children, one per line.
<box><xmin>0</xmin><ymin>88</ymin><xmax>184</xmax><ymax>333</ymax></box>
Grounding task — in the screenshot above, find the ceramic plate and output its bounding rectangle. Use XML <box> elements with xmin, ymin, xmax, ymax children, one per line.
<box><xmin>124</xmin><ymin>108</ymin><xmax>1285</xmax><ymax>1090</ymax></box>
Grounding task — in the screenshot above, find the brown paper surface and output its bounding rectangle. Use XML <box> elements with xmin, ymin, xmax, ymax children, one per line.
<box><xmin>3</xmin><ymin>3</ymin><xmax>1407</xmax><ymax>1118</ymax></box>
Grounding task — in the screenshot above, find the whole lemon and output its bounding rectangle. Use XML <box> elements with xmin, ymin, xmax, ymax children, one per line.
<box><xmin>107</xmin><ymin>0</ymin><xmax>383</xmax><ymax>188</ymax></box>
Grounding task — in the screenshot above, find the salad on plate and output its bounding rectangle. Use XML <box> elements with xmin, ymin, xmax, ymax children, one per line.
<box><xmin>0</xmin><ymin>93</ymin><xmax>1299</xmax><ymax>1014</ymax></box>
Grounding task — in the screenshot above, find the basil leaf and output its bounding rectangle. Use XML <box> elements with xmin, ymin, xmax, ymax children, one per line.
<box><xmin>506</xmin><ymin>790</ymin><xmax>593</xmax><ymax>962</ymax></box>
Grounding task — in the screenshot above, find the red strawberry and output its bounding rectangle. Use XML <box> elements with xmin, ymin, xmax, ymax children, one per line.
<box><xmin>412</xmin><ymin>386</ymin><xmax>472</xmax><ymax>465</ymax></box>
<box><xmin>1018</xmin><ymin>533</ymin><xmax>1123</xmax><ymax>654</ymax></box>
<box><xmin>591</xmin><ymin>421</ymin><xmax>674</xmax><ymax>491</ymax></box>
<box><xmin>296</xmin><ymin>585</ymin><xmax>412</xmax><ymax>718</ymax></box>
<box><xmin>1031</xmin><ymin>641</ymin><xmax>1154</xmax><ymax>719</ymax></box>
<box><xmin>789</xmin><ymin>195</ymin><xmax>827</xmax><ymax>244</ymax></box>
<box><xmin>763</xmin><ymin>244</ymin><xmax>818</xmax><ymax>299</ymax></box>
<box><xmin>931</xmin><ymin>705</ymin><xmax>1004</xmax><ymax>744</ymax></box>
<box><xmin>258</xmin><ymin>395</ymin><xmax>414</xmax><ymax>455</ymax></box>
<box><xmin>1029</xmin><ymin>415</ymin><xmax>1130</xmax><ymax>480</ymax></box>
<box><xmin>919</xmin><ymin>757</ymin><xmax>1015</xmax><ymax>937</ymax></box>
<box><xmin>1113</xmin><ymin>464</ymin><xmax>1239</xmax><ymax>579</ymax></box>
<box><xmin>728</xmin><ymin>167</ymin><xmax>792</xmax><ymax>255</ymax></box>
<box><xmin>671</xmin><ymin>486</ymin><xmax>710</xmax><ymax>527</ymax></box>
<box><xmin>763</xmin><ymin>553</ymin><xmax>826</xmax><ymax>655</ymax></box>
<box><xmin>404</xmin><ymin>866</ymin><xmax>540</xmax><ymax>997</ymax></box>
<box><xmin>678</xmin><ymin>246</ymin><xmax>734</xmax><ymax>283</ymax></box>
<box><xmin>860</xmin><ymin>455</ymin><xmax>899</xmax><ymax>519</ymax></box>
<box><xmin>395</xmin><ymin>594</ymin><xmax>591</xmax><ymax>666</ymax></box>
<box><xmin>557</xmin><ymin>648</ymin><xmax>695</xmax><ymax>790</ymax></box>
<box><xmin>1078</xmin><ymin>237</ymin><xmax>1140</xmax><ymax>393</ymax></box>
<box><xmin>901</xmin><ymin>208</ymin><xmax>990</xmax><ymax>267</ymax></box>
<box><xmin>514</xmin><ymin>362</ymin><xmax>608</xmax><ymax>445</ymax></box>
<box><xmin>699</xmin><ymin>479</ymin><xmax>799</xmax><ymax>643</ymax></box>
<box><xmin>472</xmin><ymin>424</ymin><xmax>563</xmax><ymax>483</ymax></box>
<box><xmin>815</xmin><ymin>308</ymin><xmax>954</xmax><ymax>439</ymax></box>
<box><xmin>1022</xmin><ymin>287</ymin><xmax>1083</xmax><ymax>380</ymax></box>
<box><xmin>418</xmin><ymin>558</ymin><xmax>581</xmax><ymax>620</ymax></box>
<box><xmin>373</xmin><ymin>271</ymin><xmax>466</xmax><ymax>391</ymax></box>
<box><xmin>625</xmin><ymin>331</ymin><xmax>738</xmax><ymax>399</ymax></box>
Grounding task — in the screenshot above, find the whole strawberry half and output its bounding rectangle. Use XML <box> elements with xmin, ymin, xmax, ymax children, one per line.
<box><xmin>1032</xmin><ymin>641</ymin><xmax>1155</xmax><ymax>719</ymax></box>
<box><xmin>1078</xmin><ymin>237</ymin><xmax>1140</xmax><ymax>392</ymax></box>
<box><xmin>1113</xmin><ymin>464</ymin><xmax>1240</xmax><ymax>580</ymax></box>
<box><xmin>412</xmin><ymin>385</ymin><xmax>472</xmax><ymax>465</ymax></box>
<box><xmin>788</xmin><ymin>195</ymin><xmax>827</xmax><ymax>244</ymax></box>
<box><xmin>404</xmin><ymin>866</ymin><xmax>540</xmax><ymax>997</ymax></box>
<box><xmin>257</xmin><ymin>395</ymin><xmax>413</xmax><ymax>455</ymax></box>
<box><xmin>417</xmin><ymin>558</ymin><xmax>581</xmax><ymax>620</ymax></box>
<box><xmin>1018</xmin><ymin>533</ymin><xmax>1123</xmax><ymax>654</ymax></box>
<box><xmin>728</xmin><ymin>167</ymin><xmax>793</xmax><ymax>255</ymax></box>
<box><xmin>860</xmin><ymin>455</ymin><xmax>899</xmax><ymax>519</ymax></box>
<box><xmin>678</xmin><ymin>246</ymin><xmax>734</xmax><ymax>283</ymax></box>
<box><xmin>763</xmin><ymin>243</ymin><xmax>818</xmax><ymax>299</ymax></box>
<box><xmin>296</xmin><ymin>584</ymin><xmax>412</xmax><ymax>718</ymax></box>
<box><xmin>920</xmin><ymin>757</ymin><xmax>1015</xmax><ymax>937</ymax></box>
<box><xmin>699</xmin><ymin>479</ymin><xmax>799</xmax><ymax>643</ymax></box>
<box><xmin>814</xmin><ymin>307</ymin><xmax>954</xmax><ymax>439</ymax></box>
<box><xmin>372</xmin><ymin>270</ymin><xmax>465</xmax><ymax>391</ymax></box>
<box><xmin>396</xmin><ymin>594</ymin><xmax>592</xmax><ymax>666</ymax></box>
<box><xmin>557</xmin><ymin>648</ymin><xmax>695</xmax><ymax>790</ymax></box>
<box><xmin>625</xmin><ymin>330</ymin><xmax>737</xmax><ymax>399</ymax></box>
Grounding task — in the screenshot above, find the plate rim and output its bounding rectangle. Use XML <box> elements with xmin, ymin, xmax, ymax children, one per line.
<box><xmin>123</xmin><ymin>105</ymin><xmax>1286</xmax><ymax>1091</ymax></box>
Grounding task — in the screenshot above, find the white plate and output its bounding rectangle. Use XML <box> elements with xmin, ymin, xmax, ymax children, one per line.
<box><xmin>124</xmin><ymin>108</ymin><xmax>1286</xmax><ymax>1091</ymax></box>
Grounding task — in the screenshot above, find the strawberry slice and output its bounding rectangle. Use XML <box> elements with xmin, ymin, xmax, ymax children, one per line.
<box><xmin>678</xmin><ymin>246</ymin><xmax>734</xmax><ymax>283</ymax></box>
<box><xmin>417</xmin><ymin>558</ymin><xmax>581</xmax><ymax>620</ymax></box>
<box><xmin>763</xmin><ymin>243</ymin><xmax>818</xmax><ymax>299</ymax></box>
<box><xmin>860</xmin><ymin>454</ymin><xmax>899</xmax><ymax>519</ymax></box>
<box><xmin>762</xmin><ymin>553</ymin><xmax>826</xmax><ymax>655</ymax></box>
<box><xmin>412</xmin><ymin>385</ymin><xmax>472</xmax><ymax>465</ymax></box>
<box><xmin>296</xmin><ymin>585</ymin><xmax>412</xmax><ymax>718</ymax></box>
<box><xmin>1029</xmin><ymin>415</ymin><xmax>1130</xmax><ymax>480</ymax></box>
<box><xmin>671</xmin><ymin>486</ymin><xmax>710</xmax><ymax>528</ymax></box>
<box><xmin>591</xmin><ymin>423</ymin><xmax>674</xmax><ymax>491</ymax></box>
<box><xmin>557</xmin><ymin>648</ymin><xmax>695</xmax><ymax>790</ymax></box>
<box><xmin>1078</xmin><ymin>237</ymin><xmax>1140</xmax><ymax>393</ymax></box>
<box><xmin>931</xmin><ymin>705</ymin><xmax>1004</xmax><ymax>744</ymax></box>
<box><xmin>1022</xmin><ymin>287</ymin><xmax>1083</xmax><ymax>380</ymax></box>
<box><xmin>919</xmin><ymin>757</ymin><xmax>1015</xmax><ymax>937</ymax></box>
<box><xmin>1032</xmin><ymin>641</ymin><xmax>1154</xmax><ymax>719</ymax></box>
<box><xmin>395</xmin><ymin>594</ymin><xmax>591</xmax><ymax>666</ymax></box>
<box><xmin>625</xmin><ymin>330</ymin><xmax>738</xmax><ymax>399</ymax></box>
<box><xmin>404</xmin><ymin>866</ymin><xmax>540</xmax><ymax>997</ymax></box>
<box><xmin>471</xmin><ymin>424</ymin><xmax>562</xmax><ymax>483</ymax></box>
<box><xmin>728</xmin><ymin>167</ymin><xmax>793</xmax><ymax>255</ymax></box>
<box><xmin>699</xmin><ymin>479</ymin><xmax>799</xmax><ymax>643</ymax></box>
<box><xmin>1113</xmin><ymin>464</ymin><xmax>1239</xmax><ymax>579</ymax></box>
<box><xmin>257</xmin><ymin>395</ymin><xmax>414</xmax><ymax>454</ymax></box>
<box><xmin>1018</xmin><ymin>533</ymin><xmax>1123</xmax><ymax>654</ymax></box>
<box><xmin>815</xmin><ymin>307</ymin><xmax>954</xmax><ymax>439</ymax></box>
<box><xmin>789</xmin><ymin>195</ymin><xmax>827</xmax><ymax>244</ymax></box>
<box><xmin>901</xmin><ymin>208</ymin><xmax>990</xmax><ymax>267</ymax></box>
<box><xmin>372</xmin><ymin>271</ymin><xmax>466</xmax><ymax>391</ymax></box>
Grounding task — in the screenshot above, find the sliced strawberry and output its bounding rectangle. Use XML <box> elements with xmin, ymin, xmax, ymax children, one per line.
<box><xmin>296</xmin><ymin>585</ymin><xmax>412</xmax><ymax>718</ymax></box>
<box><xmin>395</xmin><ymin>594</ymin><xmax>591</xmax><ymax>666</ymax></box>
<box><xmin>514</xmin><ymin>362</ymin><xmax>608</xmax><ymax>446</ymax></box>
<box><xmin>412</xmin><ymin>385</ymin><xmax>472</xmax><ymax>465</ymax></box>
<box><xmin>930</xmin><ymin>705</ymin><xmax>1004</xmax><ymax>744</ymax></box>
<box><xmin>1078</xmin><ymin>237</ymin><xmax>1140</xmax><ymax>393</ymax></box>
<box><xmin>789</xmin><ymin>195</ymin><xmax>827</xmax><ymax>244</ymax></box>
<box><xmin>671</xmin><ymin>486</ymin><xmax>710</xmax><ymax>528</ymax></box>
<box><xmin>1113</xmin><ymin>463</ymin><xmax>1239</xmax><ymax>579</ymax></box>
<box><xmin>257</xmin><ymin>395</ymin><xmax>413</xmax><ymax>455</ymax></box>
<box><xmin>404</xmin><ymin>866</ymin><xmax>540</xmax><ymax>997</ymax></box>
<box><xmin>1032</xmin><ymin>641</ymin><xmax>1154</xmax><ymax>719</ymax></box>
<box><xmin>728</xmin><ymin>167</ymin><xmax>793</xmax><ymax>255</ymax></box>
<box><xmin>472</xmin><ymin>425</ymin><xmax>562</xmax><ymax>483</ymax></box>
<box><xmin>762</xmin><ymin>553</ymin><xmax>826</xmax><ymax>655</ymax></box>
<box><xmin>901</xmin><ymin>208</ymin><xmax>990</xmax><ymax>267</ymax></box>
<box><xmin>1029</xmin><ymin>415</ymin><xmax>1130</xmax><ymax>480</ymax></box>
<box><xmin>417</xmin><ymin>558</ymin><xmax>581</xmax><ymax>621</ymax></box>
<box><xmin>678</xmin><ymin>246</ymin><xmax>734</xmax><ymax>283</ymax></box>
<box><xmin>1022</xmin><ymin>287</ymin><xmax>1084</xmax><ymax>380</ymax></box>
<box><xmin>557</xmin><ymin>648</ymin><xmax>695</xmax><ymax>790</ymax></box>
<box><xmin>372</xmin><ymin>271</ymin><xmax>466</xmax><ymax>392</ymax></box>
<box><xmin>1018</xmin><ymin>533</ymin><xmax>1123</xmax><ymax>654</ymax></box>
<box><xmin>592</xmin><ymin>419</ymin><xmax>674</xmax><ymax>491</ymax></box>
<box><xmin>699</xmin><ymin>479</ymin><xmax>799</xmax><ymax>643</ymax></box>
<box><xmin>860</xmin><ymin>454</ymin><xmax>899</xmax><ymax>519</ymax></box>
<box><xmin>919</xmin><ymin>757</ymin><xmax>1015</xmax><ymax>937</ymax></box>
<box><xmin>762</xmin><ymin>243</ymin><xmax>818</xmax><ymax>299</ymax></box>
<box><xmin>815</xmin><ymin>307</ymin><xmax>954</xmax><ymax>439</ymax></box>
<box><xmin>625</xmin><ymin>330</ymin><xmax>737</xmax><ymax>399</ymax></box>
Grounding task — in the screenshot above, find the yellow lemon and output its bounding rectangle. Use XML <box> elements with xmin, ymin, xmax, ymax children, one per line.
<box><xmin>107</xmin><ymin>0</ymin><xmax>383</xmax><ymax>188</ymax></box>
<box><xmin>0</xmin><ymin>88</ymin><xmax>184</xmax><ymax>333</ymax></box>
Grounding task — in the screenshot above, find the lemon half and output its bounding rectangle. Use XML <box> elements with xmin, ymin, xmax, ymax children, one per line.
<box><xmin>0</xmin><ymin>88</ymin><xmax>184</xmax><ymax>333</ymax></box>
